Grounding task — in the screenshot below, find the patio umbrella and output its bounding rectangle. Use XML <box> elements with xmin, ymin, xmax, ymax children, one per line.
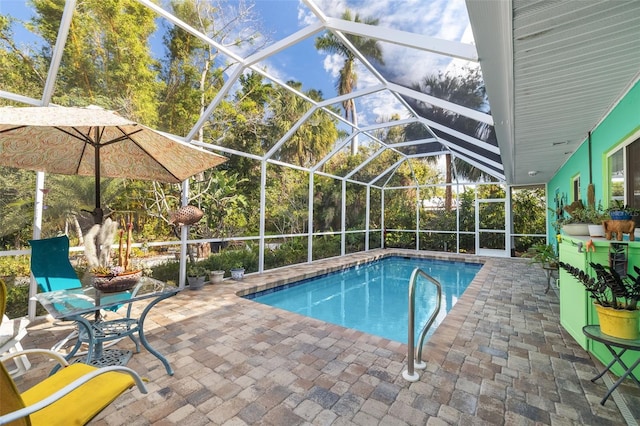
<box><xmin>0</xmin><ymin>105</ymin><xmax>227</xmax><ymax>223</ymax></box>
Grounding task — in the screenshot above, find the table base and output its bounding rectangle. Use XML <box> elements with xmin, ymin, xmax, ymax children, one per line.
<box><xmin>582</xmin><ymin>325</ymin><xmax>640</xmax><ymax>405</ymax></box>
<box><xmin>72</xmin><ymin>348</ymin><xmax>133</xmax><ymax>368</ymax></box>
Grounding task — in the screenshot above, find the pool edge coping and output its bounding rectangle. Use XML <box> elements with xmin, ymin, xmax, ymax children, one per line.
<box><xmin>230</xmin><ymin>249</ymin><xmax>488</xmax><ymax>298</ymax></box>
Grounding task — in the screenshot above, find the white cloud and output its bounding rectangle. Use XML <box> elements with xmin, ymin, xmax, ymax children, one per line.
<box><xmin>356</xmin><ymin>91</ymin><xmax>407</xmax><ymax>127</ymax></box>
<box><xmin>296</xmin><ymin>0</ymin><xmax>475</xmax><ymax>124</ymax></box>
<box><xmin>299</xmin><ymin>0</ymin><xmax>347</xmax><ymax>25</ymax></box>
<box><xmin>354</xmin><ymin>63</ymin><xmax>408</xmax><ymax>126</ymax></box>
<box><xmin>323</xmin><ymin>53</ymin><xmax>344</xmax><ymax>79</ymax></box>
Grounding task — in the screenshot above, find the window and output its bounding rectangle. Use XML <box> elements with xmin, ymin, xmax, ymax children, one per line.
<box><xmin>608</xmin><ymin>136</ymin><xmax>640</xmax><ymax>207</ymax></box>
<box><xmin>627</xmin><ymin>139</ymin><xmax>640</xmax><ymax>208</ymax></box>
<box><xmin>572</xmin><ymin>175</ymin><xmax>580</xmax><ymax>202</ymax></box>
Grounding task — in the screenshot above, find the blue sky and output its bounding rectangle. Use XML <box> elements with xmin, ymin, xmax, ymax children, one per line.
<box><xmin>247</xmin><ymin>0</ymin><xmax>473</xmax><ymax>125</ymax></box>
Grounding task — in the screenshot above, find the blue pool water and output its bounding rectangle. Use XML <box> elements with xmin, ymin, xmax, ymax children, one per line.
<box><xmin>244</xmin><ymin>256</ymin><xmax>482</xmax><ymax>344</ymax></box>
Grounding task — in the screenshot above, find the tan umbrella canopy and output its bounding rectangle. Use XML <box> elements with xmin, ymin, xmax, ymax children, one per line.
<box><xmin>0</xmin><ymin>106</ymin><xmax>227</xmax><ymax>223</ymax></box>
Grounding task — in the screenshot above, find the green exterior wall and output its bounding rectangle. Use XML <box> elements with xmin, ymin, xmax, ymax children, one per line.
<box><xmin>548</xmin><ymin>79</ymin><xmax>640</xmax><ymax>223</ymax></box>
<box><xmin>550</xmin><ymin>79</ymin><xmax>640</xmax><ymax>377</ymax></box>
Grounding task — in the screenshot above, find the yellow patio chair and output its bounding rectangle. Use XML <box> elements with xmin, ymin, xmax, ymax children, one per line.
<box><xmin>0</xmin><ymin>349</ymin><xmax>148</xmax><ymax>425</ymax></box>
<box><xmin>0</xmin><ymin>279</ymin><xmax>148</xmax><ymax>425</ymax></box>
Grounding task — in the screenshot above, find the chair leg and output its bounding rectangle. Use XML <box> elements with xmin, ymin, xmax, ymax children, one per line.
<box><xmin>6</xmin><ymin>343</ymin><xmax>31</xmax><ymax>377</ymax></box>
<box><xmin>51</xmin><ymin>329</ymin><xmax>79</xmax><ymax>353</ymax></box>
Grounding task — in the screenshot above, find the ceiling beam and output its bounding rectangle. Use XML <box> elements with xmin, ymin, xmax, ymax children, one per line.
<box><xmin>324</xmin><ymin>17</ymin><xmax>478</xmax><ymax>62</ymax></box>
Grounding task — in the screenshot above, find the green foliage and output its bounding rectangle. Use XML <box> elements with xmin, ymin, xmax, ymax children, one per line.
<box><xmin>3</xmin><ymin>281</ymin><xmax>46</xmax><ymax>318</ymax></box>
<box><xmin>186</xmin><ymin>263</ymin><xmax>208</xmax><ymax>277</ymax></box>
<box><xmin>312</xmin><ymin>235</ymin><xmax>341</xmax><ymax>260</ymax></box>
<box><xmin>0</xmin><ymin>256</ymin><xmax>30</xmax><ymax>277</ymax></box>
<box><xmin>560</xmin><ymin>262</ymin><xmax>640</xmax><ymax>310</ymax></box>
<box><xmin>528</xmin><ymin>243</ymin><xmax>558</xmax><ymax>267</ymax></box>
<box><xmin>263</xmin><ymin>238</ymin><xmax>308</xmax><ymax>270</ymax></box>
<box><xmin>266</xmin><ymin>167</ymin><xmax>309</xmax><ymax>235</ymax></box>
<box><xmin>345</xmin><ymin>232</ymin><xmax>365</xmax><ymax>254</ymax></box>
<box><xmin>315</xmin><ymin>9</ymin><xmax>383</xmax><ymax>123</ymax></box>
<box><xmin>421</xmin><ymin>209</ymin><xmax>456</xmax><ymax>232</ymax></box>
<box><xmin>149</xmin><ymin>261</ymin><xmax>179</xmax><ymax>284</ymax></box>
<box><xmin>0</xmin><ymin>167</ymin><xmax>36</xmax><ymax>247</ymax></box>
<box><xmin>201</xmin><ymin>246</ymin><xmax>258</xmax><ymax>276</ymax></box>
<box><xmin>189</xmin><ymin>170</ymin><xmax>250</xmax><ymax>240</ymax></box>
<box><xmin>385</xmin><ymin>231</ymin><xmax>416</xmax><ymax>249</ymax></box>
<box><xmin>420</xmin><ymin>232</ymin><xmax>456</xmax><ymax>252</ymax></box>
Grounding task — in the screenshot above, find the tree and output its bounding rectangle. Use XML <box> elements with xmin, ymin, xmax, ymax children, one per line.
<box><xmin>32</xmin><ymin>0</ymin><xmax>161</xmax><ymax>122</ymax></box>
<box><xmin>0</xmin><ymin>168</ymin><xmax>36</xmax><ymax>248</ymax></box>
<box><xmin>408</xmin><ymin>68</ymin><xmax>493</xmax><ymax>210</ymax></box>
<box><xmin>45</xmin><ymin>176</ymin><xmax>124</xmax><ymax>243</ymax></box>
<box><xmin>192</xmin><ymin>171</ymin><xmax>248</xmax><ymax>240</ymax></box>
<box><xmin>0</xmin><ymin>15</ymin><xmax>46</xmax><ymax>102</ymax></box>
<box><xmin>269</xmin><ymin>81</ymin><xmax>337</xmax><ymax>167</ymax></box>
<box><xmin>154</xmin><ymin>1</ymin><xmax>266</xmax><ymax>232</ymax></box>
<box><xmin>315</xmin><ymin>9</ymin><xmax>384</xmax><ymax>154</ymax></box>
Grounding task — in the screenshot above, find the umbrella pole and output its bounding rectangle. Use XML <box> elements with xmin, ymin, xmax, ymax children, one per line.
<box><xmin>93</xmin><ymin>127</ymin><xmax>103</xmax><ymax>224</ymax></box>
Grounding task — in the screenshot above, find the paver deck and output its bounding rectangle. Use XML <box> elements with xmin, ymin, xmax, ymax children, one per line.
<box><xmin>12</xmin><ymin>249</ymin><xmax>640</xmax><ymax>425</ymax></box>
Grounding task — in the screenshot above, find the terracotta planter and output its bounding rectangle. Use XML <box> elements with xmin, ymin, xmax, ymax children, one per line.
<box><xmin>92</xmin><ymin>270</ymin><xmax>142</xmax><ymax>293</ymax></box>
<box><xmin>594</xmin><ymin>303</ymin><xmax>640</xmax><ymax>340</ymax></box>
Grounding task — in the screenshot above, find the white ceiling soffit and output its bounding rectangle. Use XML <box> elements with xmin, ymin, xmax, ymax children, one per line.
<box><xmin>466</xmin><ymin>0</ymin><xmax>640</xmax><ymax>185</ymax></box>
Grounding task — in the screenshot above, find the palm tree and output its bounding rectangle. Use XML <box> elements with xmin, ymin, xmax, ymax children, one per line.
<box><xmin>46</xmin><ymin>175</ymin><xmax>123</xmax><ymax>242</ymax></box>
<box><xmin>408</xmin><ymin>69</ymin><xmax>492</xmax><ymax>210</ymax></box>
<box><xmin>315</xmin><ymin>9</ymin><xmax>384</xmax><ymax>154</ymax></box>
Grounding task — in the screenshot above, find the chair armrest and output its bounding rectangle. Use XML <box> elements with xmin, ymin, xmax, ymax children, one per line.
<box><xmin>0</xmin><ymin>348</ymin><xmax>69</xmax><ymax>367</ymax></box>
<box><xmin>0</xmin><ymin>365</ymin><xmax>148</xmax><ymax>424</ymax></box>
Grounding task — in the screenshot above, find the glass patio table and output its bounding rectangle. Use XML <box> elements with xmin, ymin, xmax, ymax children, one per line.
<box><xmin>34</xmin><ymin>277</ymin><xmax>179</xmax><ymax>375</ymax></box>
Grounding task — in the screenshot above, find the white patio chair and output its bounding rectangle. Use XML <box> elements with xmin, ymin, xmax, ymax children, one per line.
<box><xmin>0</xmin><ymin>311</ymin><xmax>31</xmax><ymax>377</ymax></box>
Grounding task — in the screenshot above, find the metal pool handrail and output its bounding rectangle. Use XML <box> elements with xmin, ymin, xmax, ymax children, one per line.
<box><xmin>402</xmin><ymin>267</ymin><xmax>442</xmax><ymax>382</ymax></box>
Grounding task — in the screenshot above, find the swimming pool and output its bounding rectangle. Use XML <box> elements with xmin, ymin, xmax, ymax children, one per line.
<box><xmin>244</xmin><ymin>256</ymin><xmax>482</xmax><ymax>344</ymax></box>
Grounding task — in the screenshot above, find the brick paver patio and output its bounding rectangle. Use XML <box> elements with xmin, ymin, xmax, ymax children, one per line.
<box><xmin>12</xmin><ymin>250</ymin><xmax>640</xmax><ymax>425</ymax></box>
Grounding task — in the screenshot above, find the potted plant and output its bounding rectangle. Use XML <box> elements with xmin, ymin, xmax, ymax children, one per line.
<box><xmin>559</xmin><ymin>261</ymin><xmax>640</xmax><ymax>339</ymax></box>
<box><xmin>88</xmin><ymin>221</ymin><xmax>142</xmax><ymax>293</ymax></box>
<box><xmin>606</xmin><ymin>202</ymin><xmax>640</xmax><ymax>230</ymax></box>
<box><xmin>582</xmin><ymin>202</ymin><xmax>608</xmax><ymax>237</ymax></box>
<box><xmin>230</xmin><ymin>262</ymin><xmax>245</xmax><ymax>281</ymax></box>
<box><xmin>557</xmin><ymin>200</ymin><xmax>590</xmax><ymax>236</ymax></box>
<box><xmin>606</xmin><ymin>201</ymin><xmax>633</xmax><ymax>220</ymax></box>
<box><xmin>209</xmin><ymin>270</ymin><xmax>225</xmax><ymax>284</ymax></box>
<box><xmin>529</xmin><ymin>243</ymin><xmax>558</xmax><ymax>269</ymax></box>
<box><xmin>187</xmin><ymin>264</ymin><xmax>208</xmax><ymax>290</ymax></box>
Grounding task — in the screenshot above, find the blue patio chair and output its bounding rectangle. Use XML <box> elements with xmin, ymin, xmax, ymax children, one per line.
<box><xmin>29</xmin><ymin>236</ymin><xmax>82</xmax><ymax>293</ymax></box>
<box><xmin>28</xmin><ymin>236</ymin><xmax>122</xmax><ymax>354</ymax></box>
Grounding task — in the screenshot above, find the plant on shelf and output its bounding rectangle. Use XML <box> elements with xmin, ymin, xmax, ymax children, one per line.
<box><xmin>555</xmin><ymin>200</ymin><xmax>609</xmax><ymax>237</ymax></box>
<box><xmin>559</xmin><ymin>261</ymin><xmax>640</xmax><ymax>339</ymax></box>
<box><xmin>581</xmin><ymin>202</ymin><xmax>608</xmax><ymax>224</ymax></box>
<box><xmin>606</xmin><ymin>201</ymin><xmax>640</xmax><ymax>221</ymax></box>
<box><xmin>560</xmin><ymin>262</ymin><xmax>640</xmax><ymax>310</ymax></box>
<box><xmin>529</xmin><ymin>243</ymin><xmax>558</xmax><ymax>269</ymax></box>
